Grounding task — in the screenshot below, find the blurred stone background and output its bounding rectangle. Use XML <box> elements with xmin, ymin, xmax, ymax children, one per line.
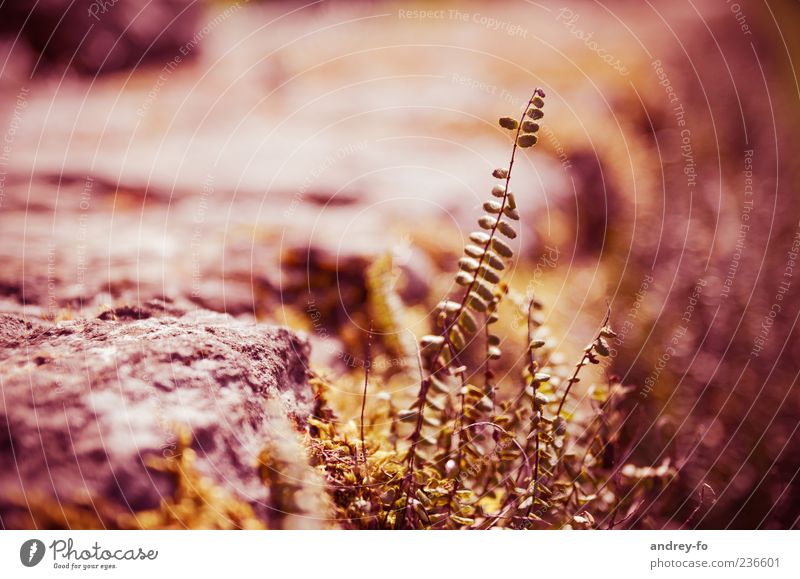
<box><xmin>0</xmin><ymin>0</ymin><xmax>798</xmax><ymax>528</ymax></box>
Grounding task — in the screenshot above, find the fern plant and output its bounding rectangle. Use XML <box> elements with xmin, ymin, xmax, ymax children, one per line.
<box><xmin>397</xmin><ymin>89</ymin><xmax>546</xmax><ymax>528</ymax></box>
<box><xmin>304</xmin><ymin>90</ymin><xmax>670</xmax><ymax>530</ymax></box>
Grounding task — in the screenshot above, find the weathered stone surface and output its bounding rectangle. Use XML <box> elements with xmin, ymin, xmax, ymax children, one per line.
<box><xmin>0</xmin><ymin>301</ymin><xmax>312</xmax><ymax>527</ymax></box>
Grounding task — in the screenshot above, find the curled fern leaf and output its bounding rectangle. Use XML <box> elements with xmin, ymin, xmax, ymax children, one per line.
<box><xmin>438</xmin><ymin>300</ymin><xmax>461</xmax><ymax>314</ymax></box>
<box><xmin>458</xmin><ymin>309</ymin><xmax>478</xmax><ymax>333</ymax></box>
<box><xmin>464</xmin><ymin>244</ymin><xmax>484</xmax><ymax>259</ymax></box>
<box><xmin>478</xmin><ymin>266</ymin><xmax>501</xmax><ymax>284</ymax></box>
<box><xmin>450</xmin><ymin>326</ymin><xmax>466</xmax><ymax>350</ymax></box>
<box><xmin>522</xmin><ymin>121</ymin><xmax>539</xmax><ymax>133</ymax></box>
<box><xmin>421</xmin><ymin>335</ymin><xmax>445</xmax><ymax>349</ymax></box>
<box><xmin>455</xmin><ymin>271</ymin><xmax>474</xmax><ymax>286</ymax></box>
<box><xmin>491</xmin><ymin>238</ymin><xmax>514</xmax><ymax>258</ymax></box>
<box><xmin>459</xmin><ymin>257</ymin><xmax>480</xmax><ymax>272</ymax></box>
<box><xmin>469</xmin><ymin>231</ymin><xmax>491</xmax><ymax>244</ymax></box>
<box><xmin>483</xmin><ymin>200</ymin><xmax>503</xmax><ymax>214</ymax></box>
<box><xmin>499</xmin><ymin>117</ymin><xmax>518</xmax><ymax>130</ymax></box>
<box><xmin>473</xmin><ymin>278</ymin><xmax>495</xmax><ymax>301</ymax></box>
<box><xmin>478</xmin><ymin>216</ymin><xmax>496</xmax><ymax>230</ymax></box>
<box><xmin>485</xmin><ymin>251</ymin><xmax>505</xmax><ymax>270</ymax></box>
<box><xmin>467</xmin><ymin>292</ymin><xmax>488</xmax><ymax>312</ymax></box>
<box><xmin>527</xmin><ymin>108</ymin><xmax>544</xmax><ymax>120</ymax></box>
<box><xmin>497</xmin><ymin>220</ymin><xmax>517</xmax><ymax>239</ymax></box>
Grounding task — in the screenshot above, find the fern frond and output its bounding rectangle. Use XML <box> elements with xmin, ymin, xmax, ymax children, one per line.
<box><xmin>399</xmin><ymin>88</ymin><xmax>546</xmax><ymax>528</ymax></box>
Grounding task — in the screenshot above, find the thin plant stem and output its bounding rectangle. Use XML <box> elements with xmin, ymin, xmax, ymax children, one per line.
<box><xmin>360</xmin><ymin>321</ymin><xmax>373</xmax><ymax>484</ymax></box>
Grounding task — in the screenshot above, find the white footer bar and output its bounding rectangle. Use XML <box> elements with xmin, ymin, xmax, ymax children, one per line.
<box><xmin>1</xmin><ymin>530</ymin><xmax>798</xmax><ymax>578</ymax></box>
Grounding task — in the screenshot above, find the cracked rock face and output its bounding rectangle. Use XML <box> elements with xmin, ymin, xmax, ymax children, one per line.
<box><xmin>0</xmin><ymin>302</ymin><xmax>312</xmax><ymax>527</ymax></box>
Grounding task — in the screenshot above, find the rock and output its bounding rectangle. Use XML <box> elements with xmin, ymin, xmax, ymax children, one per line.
<box><xmin>0</xmin><ymin>0</ymin><xmax>202</xmax><ymax>76</ymax></box>
<box><xmin>0</xmin><ymin>302</ymin><xmax>313</xmax><ymax>528</ymax></box>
